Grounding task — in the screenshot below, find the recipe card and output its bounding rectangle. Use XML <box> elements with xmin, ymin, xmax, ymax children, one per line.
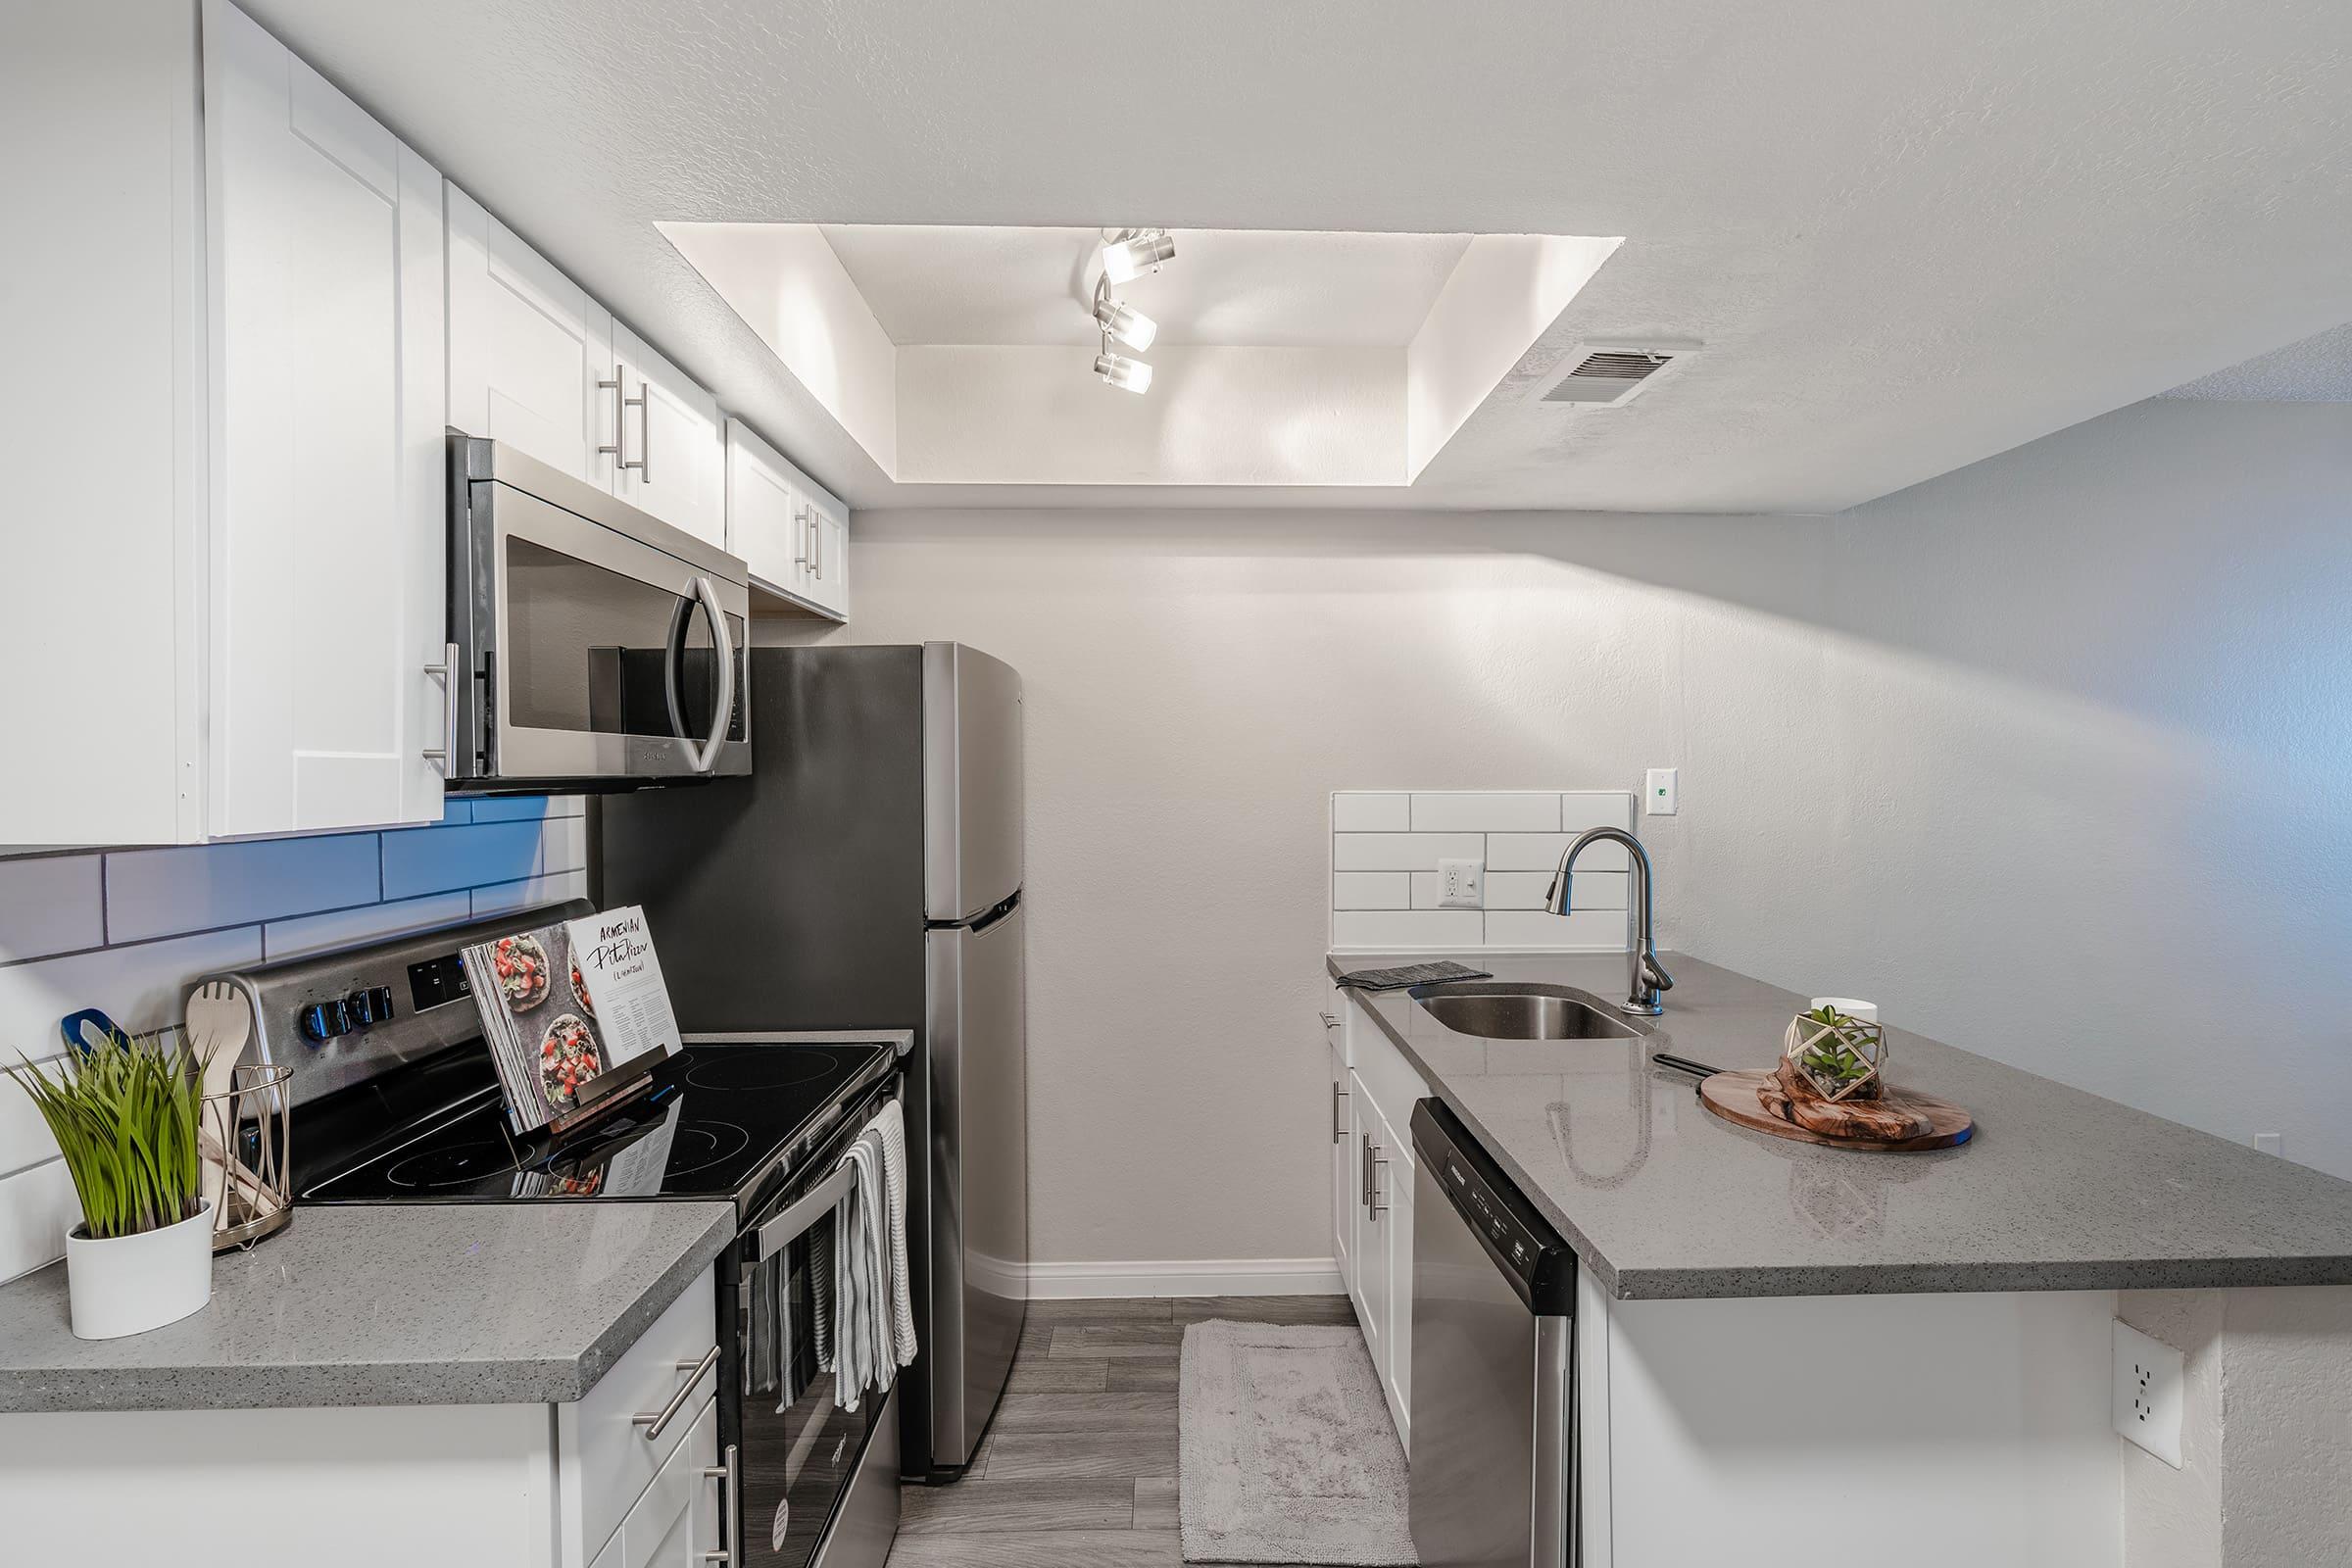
<box><xmin>461</xmin><ymin>905</ymin><xmax>681</xmax><ymax>1135</ymax></box>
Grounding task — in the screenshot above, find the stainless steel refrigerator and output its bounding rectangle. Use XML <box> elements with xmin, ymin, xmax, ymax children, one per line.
<box><xmin>594</xmin><ymin>642</ymin><xmax>1027</xmax><ymax>1482</ymax></box>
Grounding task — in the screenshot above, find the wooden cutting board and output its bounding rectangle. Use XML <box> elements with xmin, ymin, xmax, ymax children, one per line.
<box><xmin>1698</xmin><ymin>1069</ymin><xmax>1974</xmax><ymax>1152</ymax></box>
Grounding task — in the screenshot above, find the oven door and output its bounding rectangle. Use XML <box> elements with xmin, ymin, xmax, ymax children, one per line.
<box><xmin>728</xmin><ymin>1096</ymin><xmax>905</xmax><ymax>1568</ymax></box>
<box><xmin>451</xmin><ymin>436</ymin><xmax>749</xmax><ymax>788</ymax></box>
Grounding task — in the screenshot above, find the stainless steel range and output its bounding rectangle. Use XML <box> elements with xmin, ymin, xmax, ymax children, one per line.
<box><xmin>196</xmin><ymin>903</ymin><xmax>906</xmax><ymax>1568</ymax></box>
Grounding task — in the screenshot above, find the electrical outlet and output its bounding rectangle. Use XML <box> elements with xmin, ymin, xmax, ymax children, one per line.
<box><xmin>2113</xmin><ymin>1319</ymin><xmax>2184</xmax><ymax>1467</ymax></box>
<box><xmin>1437</xmin><ymin>858</ymin><xmax>1483</xmax><ymax>909</ymax></box>
<box><xmin>1644</xmin><ymin>767</ymin><xmax>1679</xmax><ymax>815</ymax></box>
<box><xmin>2254</xmin><ymin>1133</ymin><xmax>2284</xmax><ymax>1156</ymax></box>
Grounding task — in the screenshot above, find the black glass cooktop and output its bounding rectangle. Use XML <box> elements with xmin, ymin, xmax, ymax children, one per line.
<box><xmin>295</xmin><ymin>1041</ymin><xmax>896</xmax><ymax>1213</ymax></box>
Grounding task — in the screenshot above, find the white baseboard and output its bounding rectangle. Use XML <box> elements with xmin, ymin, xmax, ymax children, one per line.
<box><xmin>1022</xmin><ymin>1257</ymin><xmax>1346</xmax><ymax>1299</ymax></box>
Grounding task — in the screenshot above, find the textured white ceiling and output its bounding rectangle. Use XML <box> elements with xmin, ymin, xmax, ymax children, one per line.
<box><xmin>239</xmin><ymin>0</ymin><xmax>2352</xmax><ymax>513</ymax></box>
<box><xmin>2161</xmin><ymin>321</ymin><xmax>2352</xmax><ymax>402</ymax></box>
<box><xmin>814</xmin><ymin>225</ymin><xmax>1475</xmax><ymax>347</ymax></box>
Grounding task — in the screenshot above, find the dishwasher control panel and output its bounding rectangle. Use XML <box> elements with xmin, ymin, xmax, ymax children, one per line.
<box><xmin>1412</xmin><ymin>1097</ymin><xmax>1576</xmax><ymax>1313</ymax></box>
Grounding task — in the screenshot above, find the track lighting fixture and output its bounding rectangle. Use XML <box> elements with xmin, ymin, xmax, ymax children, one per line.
<box><xmin>1100</xmin><ymin>227</ymin><xmax>1175</xmax><ymax>283</ymax></box>
<box><xmin>1094</xmin><ymin>347</ymin><xmax>1152</xmax><ymax>394</ymax></box>
<box><xmin>1092</xmin><ymin>276</ymin><xmax>1157</xmax><ymax>352</ymax></box>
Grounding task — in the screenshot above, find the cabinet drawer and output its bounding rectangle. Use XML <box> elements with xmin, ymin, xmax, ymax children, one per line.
<box><xmin>561</xmin><ymin>1266</ymin><xmax>717</xmax><ymax>1566</ymax></box>
<box><xmin>620</xmin><ymin>1396</ymin><xmax>719</xmax><ymax>1568</ymax></box>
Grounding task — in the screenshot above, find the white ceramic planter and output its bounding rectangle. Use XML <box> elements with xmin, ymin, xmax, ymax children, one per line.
<box><xmin>65</xmin><ymin>1201</ymin><xmax>214</xmax><ymax>1340</ymax></box>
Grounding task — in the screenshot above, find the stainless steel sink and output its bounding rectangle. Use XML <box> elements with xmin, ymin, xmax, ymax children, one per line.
<box><xmin>1409</xmin><ymin>982</ymin><xmax>1649</xmax><ymax>1041</ymax></box>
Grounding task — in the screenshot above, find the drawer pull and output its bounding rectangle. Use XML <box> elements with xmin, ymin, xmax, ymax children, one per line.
<box><xmin>636</xmin><ymin>1346</ymin><xmax>720</xmax><ymax>1442</ymax></box>
<box><xmin>701</xmin><ymin>1443</ymin><xmax>739</xmax><ymax>1564</ymax></box>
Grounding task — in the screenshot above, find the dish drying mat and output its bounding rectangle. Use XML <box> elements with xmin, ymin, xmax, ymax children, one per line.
<box><xmin>1333</xmin><ymin>959</ymin><xmax>1494</xmax><ymax>992</ymax></box>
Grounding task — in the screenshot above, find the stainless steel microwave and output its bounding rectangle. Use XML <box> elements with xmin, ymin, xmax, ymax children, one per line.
<box><xmin>444</xmin><ymin>432</ymin><xmax>750</xmax><ymax>792</ymax></box>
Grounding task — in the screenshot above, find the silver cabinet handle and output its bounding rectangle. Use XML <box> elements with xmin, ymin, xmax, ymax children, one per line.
<box><xmin>701</xmin><ymin>1443</ymin><xmax>739</xmax><ymax>1565</ymax></box>
<box><xmin>1369</xmin><ymin>1148</ymin><xmax>1390</xmax><ymax>1218</ymax></box>
<box><xmin>598</xmin><ymin>364</ymin><xmax>625</xmax><ymax>468</ymax></box>
<box><xmin>1360</xmin><ymin>1132</ymin><xmax>1374</xmax><ymax>1210</ymax></box>
<box><xmin>636</xmin><ymin>1347</ymin><xmax>719</xmax><ymax>1442</ymax></box>
<box><xmin>624</xmin><ymin>380</ymin><xmax>650</xmax><ymax>480</ymax></box>
<box><xmin>421</xmin><ymin>642</ymin><xmax>459</xmax><ymax>768</ymax></box>
<box><xmin>1331</xmin><ymin>1082</ymin><xmax>1348</xmax><ymax>1144</ymax></box>
<box><xmin>684</xmin><ymin>575</ymin><xmax>736</xmax><ymax>774</ymax></box>
<box><xmin>1318</xmin><ymin>1010</ymin><xmax>1339</xmax><ymax>1028</ymax></box>
<box><xmin>810</xmin><ymin>514</ymin><xmax>822</xmax><ymax>580</ymax></box>
<box><xmin>793</xmin><ymin>507</ymin><xmax>811</xmax><ymax>568</ymax></box>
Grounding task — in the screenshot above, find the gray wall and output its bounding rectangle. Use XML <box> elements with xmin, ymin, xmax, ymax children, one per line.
<box><xmin>783</xmin><ymin>397</ymin><xmax>2352</xmax><ymax>1271</ymax></box>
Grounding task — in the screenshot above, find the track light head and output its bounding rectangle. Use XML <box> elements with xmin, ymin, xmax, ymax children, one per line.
<box><xmin>1092</xmin><ymin>278</ymin><xmax>1158</xmax><ymax>352</ymax></box>
<box><xmin>1094</xmin><ymin>350</ymin><xmax>1152</xmax><ymax>393</ymax></box>
<box><xmin>1101</xmin><ymin>228</ymin><xmax>1175</xmax><ymax>283</ymax></box>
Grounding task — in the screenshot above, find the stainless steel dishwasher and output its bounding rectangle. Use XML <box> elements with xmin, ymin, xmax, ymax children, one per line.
<box><xmin>1409</xmin><ymin>1099</ymin><xmax>1578</xmax><ymax>1568</ymax></box>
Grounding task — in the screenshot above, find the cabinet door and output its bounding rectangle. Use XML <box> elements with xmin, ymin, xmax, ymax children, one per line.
<box><xmin>799</xmin><ymin>496</ymin><xmax>851</xmax><ymax>619</ymax></box>
<box><xmin>203</xmin><ymin>0</ymin><xmax>448</xmax><ymax>834</ymax></box>
<box><xmin>724</xmin><ymin>417</ymin><xmax>801</xmax><ymax>593</ymax></box>
<box><xmin>614</xmin><ymin>1397</ymin><xmax>720</xmax><ymax>1568</ymax></box>
<box><xmin>1351</xmin><ymin>1077</ymin><xmax>1388</xmax><ymax>1381</ymax></box>
<box><xmin>446</xmin><ymin>183</ymin><xmax>613</xmax><ymax>485</ymax></box>
<box><xmin>612</xmin><ymin>321</ymin><xmax>725</xmax><ymax>548</ymax></box>
<box><xmin>1385</xmin><ymin>1141</ymin><xmax>1415</xmax><ymax>1453</ymax></box>
<box><xmin>1328</xmin><ymin>1034</ymin><xmax>1353</xmax><ymax>1296</ymax></box>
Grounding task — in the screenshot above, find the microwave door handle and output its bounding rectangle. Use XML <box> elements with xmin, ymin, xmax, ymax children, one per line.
<box><xmin>662</xmin><ymin>592</ymin><xmax>695</xmax><ymax>751</ymax></box>
<box><xmin>687</xmin><ymin>574</ymin><xmax>735</xmax><ymax>773</ymax></box>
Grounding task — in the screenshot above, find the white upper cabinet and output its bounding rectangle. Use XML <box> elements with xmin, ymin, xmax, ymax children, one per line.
<box><xmin>726</xmin><ymin>417</ymin><xmax>852</xmax><ymax>621</ymax></box>
<box><xmin>203</xmin><ymin>0</ymin><xmax>448</xmax><ymax>836</ymax></box>
<box><xmin>447</xmin><ymin>192</ymin><xmax>728</xmax><ymax>555</ymax></box>
<box><xmin>445</xmin><ymin>184</ymin><xmax>615</xmax><ymax>488</ymax></box>
<box><xmin>1</xmin><ymin>0</ymin><xmax>454</xmax><ymax>846</ymax></box>
<box><xmin>612</xmin><ymin>322</ymin><xmax>726</xmax><ymax>548</ymax></box>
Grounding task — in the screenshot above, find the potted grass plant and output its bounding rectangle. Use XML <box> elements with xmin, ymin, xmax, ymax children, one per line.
<box><xmin>7</xmin><ymin>1027</ymin><xmax>214</xmax><ymax>1339</ymax></box>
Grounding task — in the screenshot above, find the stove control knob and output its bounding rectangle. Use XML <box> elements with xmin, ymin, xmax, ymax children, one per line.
<box><xmin>300</xmin><ymin>999</ymin><xmax>351</xmax><ymax>1043</ymax></box>
<box><xmin>344</xmin><ymin>987</ymin><xmax>396</xmax><ymax>1027</ymax></box>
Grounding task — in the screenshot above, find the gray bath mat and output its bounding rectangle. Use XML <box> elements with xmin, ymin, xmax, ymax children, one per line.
<box><xmin>1179</xmin><ymin>1320</ymin><xmax>1415</xmax><ymax>1565</ymax></box>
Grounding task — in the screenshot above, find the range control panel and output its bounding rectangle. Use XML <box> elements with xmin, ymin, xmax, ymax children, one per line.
<box><xmin>1412</xmin><ymin>1097</ymin><xmax>1577</xmax><ymax>1315</ymax></box>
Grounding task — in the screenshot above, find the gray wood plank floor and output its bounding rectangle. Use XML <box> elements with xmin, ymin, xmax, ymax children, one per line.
<box><xmin>887</xmin><ymin>1294</ymin><xmax>1359</xmax><ymax>1567</ymax></box>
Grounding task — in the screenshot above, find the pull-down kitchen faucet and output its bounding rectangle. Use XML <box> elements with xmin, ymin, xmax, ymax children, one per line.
<box><xmin>1545</xmin><ymin>827</ymin><xmax>1673</xmax><ymax>1016</ymax></box>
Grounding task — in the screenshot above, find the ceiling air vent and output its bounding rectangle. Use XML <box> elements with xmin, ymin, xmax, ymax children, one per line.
<box><xmin>1534</xmin><ymin>341</ymin><xmax>1698</xmax><ymax>408</ymax></box>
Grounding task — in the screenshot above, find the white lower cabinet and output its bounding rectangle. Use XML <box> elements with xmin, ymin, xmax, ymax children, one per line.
<box><xmin>1330</xmin><ymin>989</ymin><xmax>1426</xmax><ymax>1454</ymax></box>
<box><xmin>0</xmin><ymin>1264</ymin><xmax>721</xmax><ymax>1568</ymax></box>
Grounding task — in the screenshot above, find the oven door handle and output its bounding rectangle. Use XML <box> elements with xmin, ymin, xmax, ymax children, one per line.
<box><xmin>754</xmin><ymin>1159</ymin><xmax>857</xmax><ymax>1263</ymax></box>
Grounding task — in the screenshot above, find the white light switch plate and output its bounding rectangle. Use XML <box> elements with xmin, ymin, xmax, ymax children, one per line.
<box><xmin>1437</xmin><ymin>858</ymin><xmax>1483</xmax><ymax>909</ymax></box>
<box><xmin>2113</xmin><ymin>1319</ymin><xmax>2184</xmax><ymax>1467</ymax></box>
<box><xmin>1644</xmin><ymin>767</ymin><xmax>1679</xmax><ymax>815</ymax></box>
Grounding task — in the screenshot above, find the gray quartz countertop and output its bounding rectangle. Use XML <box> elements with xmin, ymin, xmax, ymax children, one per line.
<box><xmin>0</xmin><ymin>1201</ymin><xmax>734</xmax><ymax>1412</ymax></box>
<box><xmin>1332</xmin><ymin>950</ymin><xmax>2352</xmax><ymax>1300</ymax></box>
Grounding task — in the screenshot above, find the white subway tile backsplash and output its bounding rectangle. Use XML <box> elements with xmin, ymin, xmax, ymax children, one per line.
<box><xmin>1333</xmin><ymin>832</ymin><xmax>1485</xmax><ymax>871</ymax></box>
<box><xmin>1409</xmin><ymin>792</ymin><xmax>1561</xmax><ymax>833</ymax></box>
<box><xmin>0</xmin><ymin>796</ymin><xmax>583</xmax><ymax>1280</ymax></box>
<box><xmin>1518</xmin><ymin>868</ymin><xmax>1626</xmax><ymax>909</ymax></box>
<box><xmin>1562</xmin><ymin>792</ymin><xmax>1636</xmax><ymax>834</ymax></box>
<box><xmin>1488</xmin><ymin>832</ymin><xmax>1631</xmax><ymax>872</ymax></box>
<box><xmin>263</xmin><ymin>891</ymin><xmax>473</xmax><ymax>962</ymax></box>
<box><xmin>381</xmin><ymin>820</ymin><xmax>549</xmax><ymax>901</ymax></box>
<box><xmin>0</xmin><ymin>1159</ymin><xmax>77</xmax><ymax>1284</ymax></box>
<box><xmin>1330</xmin><ymin>789</ymin><xmax>1638</xmax><ymax>952</ymax></box>
<box><xmin>1483</xmin><ymin>908</ymin><xmax>1631</xmax><ymax>950</ymax></box>
<box><xmin>106</xmin><ymin>834</ymin><xmax>381</xmax><ymax>944</ymax></box>
<box><xmin>0</xmin><ymin>925</ymin><xmax>262</xmax><ymax>1066</ymax></box>
<box><xmin>1332</xmin><ymin>909</ymin><xmax>1485</xmax><ymax>949</ymax></box>
<box><xmin>1331</xmin><ymin>793</ymin><xmax>1411</xmax><ymax>832</ymax></box>
<box><xmin>471</xmin><ymin>868</ymin><xmax>590</xmax><ymax>919</ymax></box>
<box><xmin>0</xmin><ymin>854</ymin><xmax>105</xmax><ymax>961</ymax></box>
<box><xmin>1333</xmin><ymin>872</ymin><xmax>1410</xmax><ymax>910</ymax></box>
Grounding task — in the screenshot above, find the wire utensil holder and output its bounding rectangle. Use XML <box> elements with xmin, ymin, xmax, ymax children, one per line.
<box><xmin>200</xmin><ymin>1060</ymin><xmax>292</xmax><ymax>1252</ymax></box>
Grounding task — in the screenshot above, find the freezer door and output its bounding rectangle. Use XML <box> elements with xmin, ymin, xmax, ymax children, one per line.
<box><xmin>923</xmin><ymin>901</ymin><xmax>1029</xmax><ymax>1470</ymax></box>
<box><xmin>923</xmin><ymin>643</ymin><xmax>1024</xmax><ymax>922</ymax></box>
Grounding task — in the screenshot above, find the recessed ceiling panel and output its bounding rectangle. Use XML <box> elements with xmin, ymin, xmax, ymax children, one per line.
<box><xmin>816</xmin><ymin>225</ymin><xmax>1475</xmax><ymax>348</ymax></box>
